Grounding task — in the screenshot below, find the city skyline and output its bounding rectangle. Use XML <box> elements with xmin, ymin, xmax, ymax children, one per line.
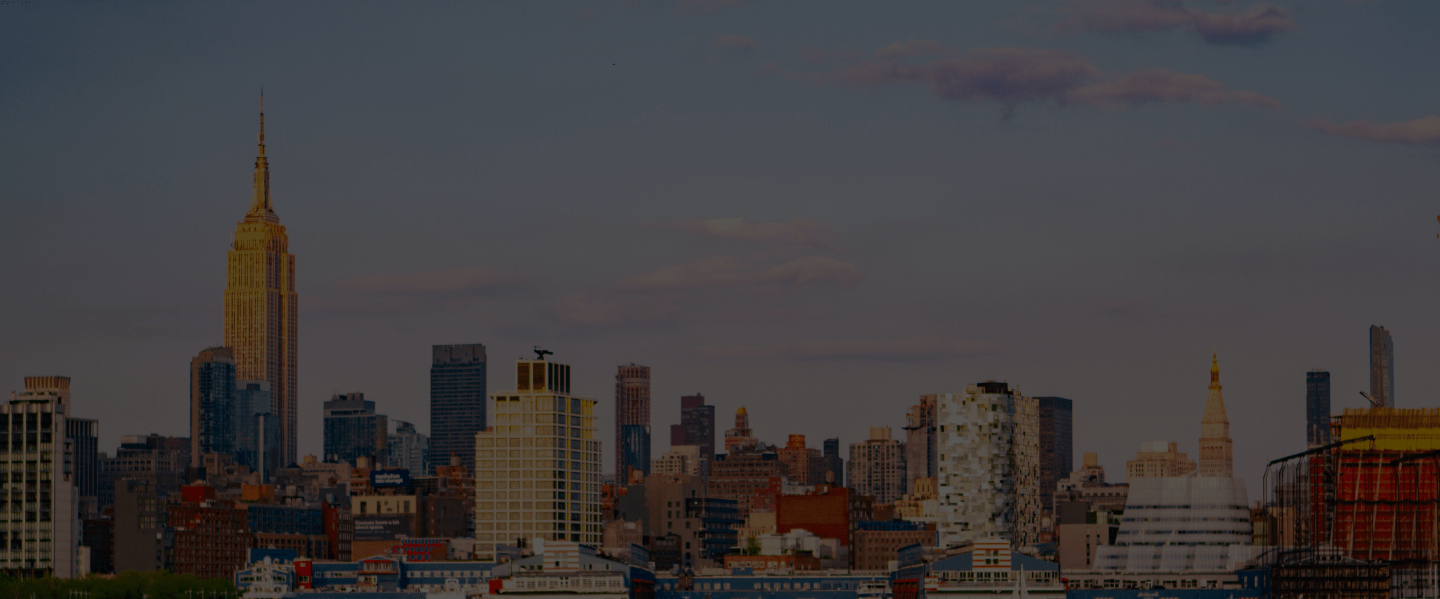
<box><xmin>5</xmin><ymin>1</ymin><xmax>1440</xmax><ymax>499</ymax></box>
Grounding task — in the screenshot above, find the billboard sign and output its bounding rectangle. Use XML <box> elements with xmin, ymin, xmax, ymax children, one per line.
<box><xmin>353</xmin><ymin>515</ymin><xmax>412</xmax><ymax>541</ymax></box>
<box><xmin>370</xmin><ymin>469</ymin><xmax>411</xmax><ymax>488</ymax></box>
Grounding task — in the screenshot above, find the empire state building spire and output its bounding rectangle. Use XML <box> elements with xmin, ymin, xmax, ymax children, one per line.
<box><xmin>248</xmin><ymin>92</ymin><xmax>277</xmax><ymax>223</ymax></box>
<box><xmin>1198</xmin><ymin>354</ymin><xmax>1234</xmax><ymax>477</ymax></box>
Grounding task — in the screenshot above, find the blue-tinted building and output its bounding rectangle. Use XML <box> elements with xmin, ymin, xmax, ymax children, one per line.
<box><xmin>324</xmin><ymin>393</ymin><xmax>387</xmax><ymax>466</ymax></box>
<box><xmin>1306</xmin><ymin>369</ymin><xmax>1331</xmax><ymax>448</ymax></box>
<box><xmin>235</xmin><ymin>380</ymin><xmax>282</xmax><ymax>479</ymax></box>
<box><xmin>621</xmin><ymin>423</ymin><xmax>651</xmax><ymax>482</ymax></box>
<box><xmin>429</xmin><ymin>344</ymin><xmax>486</xmax><ymax>474</ymax></box>
<box><xmin>190</xmin><ymin>346</ymin><xmax>237</xmax><ymax>467</ymax></box>
<box><xmin>248</xmin><ymin>504</ymin><xmax>324</xmax><ymax>535</ymax></box>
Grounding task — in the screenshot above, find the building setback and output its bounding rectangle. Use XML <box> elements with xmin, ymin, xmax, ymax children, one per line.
<box><xmin>429</xmin><ymin>343</ymin><xmax>487</xmax><ymax>473</ymax></box>
<box><xmin>1306</xmin><ymin>369</ymin><xmax>1331</xmax><ymax>448</ymax></box>
<box><xmin>473</xmin><ymin>355</ymin><xmax>601</xmax><ymax>560</ymax></box>
<box><xmin>223</xmin><ymin>99</ymin><xmax>298</xmax><ymax>466</ymax></box>
<box><xmin>614</xmin><ymin>364</ymin><xmax>651</xmax><ymax>485</ymax></box>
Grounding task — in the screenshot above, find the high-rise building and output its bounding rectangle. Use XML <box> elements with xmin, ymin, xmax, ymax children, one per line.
<box><xmin>224</xmin><ymin>97</ymin><xmax>298</xmax><ymax>467</ymax></box>
<box><xmin>429</xmin><ymin>344</ymin><xmax>487</xmax><ymax>474</ymax></box>
<box><xmin>1126</xmin><ymin>441</ymin><xmax>1196</xmax><ymax>480</ymax></box>
<box><xmin>671</xmin><ymin>394</ymin><xmax>715</xmax><ymax>474</ymax></box>
<box><xmin>1198</xmin><ymin>355</ymin><xmax>1234</xmax><ymax>478</ymax></box>
<box><xmin>1306</xmin><ymin>370</ymin><xmax>1331</xmax><ymax>448</ymax></box>
<box><xmin>724</xmin><ymin>407</ymin><xmax>759</xmax><ymax>453</ymax></box>
<box><xmin>1370</xmin><ymin>325</ymin><xmax>1394</xmax><ymax>408</ymax></box>
<box><xmin>822</xmin><ymin>437</ymin><xmax>844</xmax><ymax>486</ymax></box>
<box><xmin>1036</xmin><ymin>396</ymin><xmax>1073</xmax><ymax>516</ymax></box>
<box><xmin>234</xmin><ymin>380</ymin><xmax>280</xmax><ymax>480</ymax></box>
<box><xmin>389</xmin><ymin>420</ymin><xmax>429</xmax><ymax>474</ymax></box>
<box><xmin>615</xmin><ymin>364</ymin><xmax>651</xmax><ymax>484</ymax></box>
<box><xmin>473</xmin><ymin>354</ymin><xmax>601</xmax><ymax>560</ymax></box>
<box><xmin>934</xmin><ymin>382</ymin><xmax>1041</xmax><ymax>548</ymax></box>
<box><xmin>23</xmin><ymin>378</ymin><xmax>99</xmax><ymax>506</ymax></box>
<box><xmin>707</xmin><ymin>451</ymin><xmax>782</xmax><ymax>521</ymax></box>
<box><xmin>777</xmin><ymin>434</ymin><xmax>826</xmax><ymax>486</ymax></box>
<box><xmin>2</xmin><ymin>385</ymin><xmax>80</xmax><ymax>577</ymax></box>
<box><xmin>847</xmin><ymin>427</ymin><xmax>907</xmax><ymax>503</ymax></box>
<box><xmin>99</xmin><ymin>434</ymin><xmax>190</xmax><ymax>507</ymax></box>
<box><xmin>903</xmin><ymin>395</ymin><xmax>937</xmax><ymax>494</ymax></box>
<box><xmin>652</xmin><ymin>445</ymin><xmax>702</xmax><ymax>477</ymax></box>
<box><xmin>190</xmin><ymin>347</ymin><xmax>237</xmax><ymax>468</ymax></box>
<box><xmin>322</xmin><ymin>393</ymin><xmax>387</xmax><ymax>466</ymax></box>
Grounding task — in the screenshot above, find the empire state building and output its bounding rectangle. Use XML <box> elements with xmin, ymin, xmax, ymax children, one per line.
<box><xmin>224</xmin><ymin>96</ymin><xmax>298</xmax><ymax>467</ymax></box>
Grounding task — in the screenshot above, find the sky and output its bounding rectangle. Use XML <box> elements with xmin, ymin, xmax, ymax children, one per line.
<box><xmin>3</xmin><ymin>0</ymin><xmax>1439</xmax><ymax>495</ymax></box>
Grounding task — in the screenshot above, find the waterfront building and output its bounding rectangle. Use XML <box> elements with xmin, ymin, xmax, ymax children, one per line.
<box><xmin>671</xmin><ymin>394</ymin><xmax>715</xmax><ymax>475</ymax></box>
<box><xmin>473</xmin><ymin>355</ymin><xmax>601</xmax><ymax>560</ymax></box>
<box><xmin>224</xmin><ymin>97</ymin><xmax>298</xmax><ymax>466</ymax></box>
<box><xmin>1036</xmin><ymin>396</ymin><xmax>1073</xmax><ymax>515</ymax></box>
<box><xmin>852</xmin><ymin>521</ymin><xmax>936</xmax><ymax>571</ymax></box>
<box><xmin>1370</xmin><ymin>325</ymin><xmax>1394</xmax><ymax>407</ymax></box>
<box><xmin>1126</xmin><ymin>440</ymin><xmax>1197</xmax><ymax>480</ymax></box>
<box><xmin>0</xmin><ymin>384</ymin><xmax>79</xmax><ymax>577</ymax></box>
<box><xmin>1306</xmin><ymin>369</ymin><xmax>1331</xmax><ymax>448</ymax></box>
<box><xmin>904</xmin><ymin>396</ymin><xmax>936</xmax><ymax>495</ymax></box>
<box><xmin>847</xmin><ymin>427</ymin><xmax>906</xmax><ymax>503</ymax></box>
<box><xmin>890</xmin><ymin>538</ymin><xmax>1063</xmax><ymax>598</ymax></box>
<box><xmin>934</xmin><ymin>382</ymin><xmax>1041</xmax><ymax>548</ymax></box>
<box><xmin>389</xmin><ymin>420</ymin><xmax>428</xmax><ymax>474</ymax></box>
<box><xmin>429</xmin><ymin>343</ymin><xmax>487</xmax><ymax>474</ymax></box>
<box><xmin>323</xmin><ymin>393</ymin><xmax>388</xmax><ymax>466</ymax></box>
<box><xmin>615</xmin><ymin>364</ymin><xmax>651</xmax><ymax>484</ymax></box>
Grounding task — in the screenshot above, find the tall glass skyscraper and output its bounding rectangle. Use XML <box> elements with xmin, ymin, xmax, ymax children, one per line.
<box><xmin>429</xmin><ymin>344</ymin><xmax>487</xmax><ymax>473</ymax></box>
<box><xmin>1370</xmin><ymin>325</ymin><xmax>1394</xmax><ymax>408</ymax></box>
<box><xmin>1036</xmin><ymin>396</ymin><xmax>1074</xmax><ymax>514</ymax></box>
<box><xmin>323</xmin><ymin>393</ymin><xmax>387</xmax><ymax>466</ymax></box>
<box><xmin>235</xmin><ymin>380</ymin><xmax>280</xmax><ymax>480</ymax></box>
<box><xmin>1306</xmin><ymin>369</ymin><xmax>1331</xmax><ymax>448</ymax></box>
<box><xmin>190</xmin><ymin>347</ymin><xmax>237</xmax><ymax>467</ymax></box>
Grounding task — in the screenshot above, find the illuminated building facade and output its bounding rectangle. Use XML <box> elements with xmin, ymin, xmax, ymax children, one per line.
<box><xmin>934</xmin><ymin>382</ymin><xmax>1040</xmax><ymax>548</ymax></box>
<box><xmin>474</xmin><ymin>356</ymin><xmax>601</xmax><ymax>560</ymax></box>
<box><xmin>224</xmin><ymin>97</ymin><xmax>298</xmax><ymax>467</ymax></box>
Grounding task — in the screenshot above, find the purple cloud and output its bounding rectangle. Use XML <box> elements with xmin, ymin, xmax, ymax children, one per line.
<box><xmin>828</xmin><ymin>46</ymin><xmax>1101</xmax><ymax>108</ymax></box>
<box><xmin>1057</xmin><ymin>0</ymin><xmax>1297</xmax><ymax>45</ymax></box>
<box><xmin>615</xmin><ymin>256</ymin><xmax>861</xmax><ymax>292</ymax></box>
<box><xmin>1068</xmin><ymin>68</ymin><xmax>1284</xmax><ymax>109</ymax></box>
<box><xmin>694</xmin><ymin>335</ymin><xmax>998</xmax><ymax>360</ymax></box>
<box><xmin>1306</xmin><ymin>116</ymin><xmax>1440</xmax><ymax>145</ymax></box>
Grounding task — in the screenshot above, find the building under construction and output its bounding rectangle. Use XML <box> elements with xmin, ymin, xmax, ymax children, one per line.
<box><xmin>1262</xmin><ymin>408</ymin><xmax>1440</xmax><ymax>599</ymax></box>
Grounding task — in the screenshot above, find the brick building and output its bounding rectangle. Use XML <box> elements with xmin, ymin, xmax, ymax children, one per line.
<box><xmin>708</xmin><ymin>451</ymin><xmax>782</xmax><ymax>521</ymax></box>
<box><xmin>168</xmin><ymin>486</ymin><xmax>253</xmax><ymax>579</ymax></box>
<box><xmin>851</xmin><ymin>521</ymin><xmax>936</xmax><ymax>571</ymax></box>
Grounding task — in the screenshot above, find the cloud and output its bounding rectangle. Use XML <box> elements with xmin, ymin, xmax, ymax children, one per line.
<box><xmin>1306</xmin><ymin>116</ymin><xmax>1440</xmax><ymax>146</ymax></box>
<box><xmin>713</xmin><ymin>34</ymin><xmax>757</xmax><ymax>53</ymax></box>
<box><xmin>338</xmin><ymin>266</ymin><xmax>523</xmax><ymax>293</ymax></box>
<box><xmin>1067</xmin><ymin>68</ymin><xmax>1284</xmax><ymax>109</ymax></box>
<box><xmin>616</xmin><ymin>256</ymin><xmax>861</xmax><ymax>292</ymax></box>
<box><xmin>1057</xmin><ymin>0</ymin><xmax>1297</xmax><ymax>45</ymax></box>
<box><xmin>694</xmin><ymin>335</ymin><xmax>998</xmax><ymax>360</ymax></box>
<box><xmin>675</xmin><ymin>0</ymin><xmax>747</xmax><ymax>17</ymax></box>
<box><xmin>548</xmin><ymin>292</ymin><xmax>681</xmax><ymax>327</ymax></box>
<box><xmin>655</xmin><ymin>217</ymin><xmax>835</xmax><ymax>248</ymax></box>
<box><xmin>828</xmin><ymin>47</ymin><xmax>1101</xmax><ymax>108</ymax></box>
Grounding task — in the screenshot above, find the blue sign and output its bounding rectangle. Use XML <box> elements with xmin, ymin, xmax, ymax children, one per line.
<box><xmin>370</xmin><ymin>469</ymin><xmax>411</xmax><ymax>488</ymax></box>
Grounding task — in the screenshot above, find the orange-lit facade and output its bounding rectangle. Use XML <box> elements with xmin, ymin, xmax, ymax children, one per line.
<box><xmin>224</xmin><ymin>98</ymin><xmax>298</xmax><ymax>467</ymax></box>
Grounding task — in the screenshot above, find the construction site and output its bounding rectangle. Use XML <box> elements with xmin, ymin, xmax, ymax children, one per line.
<box><xmin>1262</xmin><ymin>408</ymin><xmax>1440</xmax><ymax>599</ymax></box>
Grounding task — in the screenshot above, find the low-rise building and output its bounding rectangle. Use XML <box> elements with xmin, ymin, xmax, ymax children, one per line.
<box><xmin>852</xmin><ymin>521</ymin><xmax>936</xmax><ymax>571</ymax></box>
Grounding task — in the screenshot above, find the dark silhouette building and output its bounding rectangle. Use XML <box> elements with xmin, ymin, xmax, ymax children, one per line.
<box><xmin>428</xmin><ymin>344</ymin><xmax>487</xmax><ymax>473</ymax></box>
<box><xmin>322</xmin><ymin>393</ymin><xmax>387</xmax><ymax>466</ymax></box>
<box><xmin>671</xmin><ymin>394</ymin><xmax>715</xmax><ymax>474</ymax></box>
<box><xmin>1306</xmin><ymin>369</ymin><xmax>1331</xmax><ymax>448</ymax></box>
<box><xmin>1370</xmin><ymin>325</ymin><xmax>1394</xmax><ymax>407</ymax></box>
<box><xmin>1036</xmin><ymin>396</ymin><xmax>1074</xmax><ymax>517</ymax></box>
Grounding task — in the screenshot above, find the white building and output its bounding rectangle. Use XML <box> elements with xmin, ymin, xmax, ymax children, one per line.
<box><xmin>651</xmin><ymin>445</ymin><xmax>701</xmax><ymax>477</ymax></box>
<box><xmin>2</xmin><ymin>379</ymin><xmax>79</xmax><ymax>577</ymax></box>
<box><xmin>934</xmin><ymin>382</ymin><xmax>1040</xmax><ymax>548</ymax></box>
<box><xmin>474</xmin><ymin>356</ymin><xmax>602</xmax><ymax>560</ymax></box>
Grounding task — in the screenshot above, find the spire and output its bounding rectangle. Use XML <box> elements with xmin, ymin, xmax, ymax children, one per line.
<box><xmin>1198</xmin><ymin>354</ymin><xmax>1234</xmax><ymax>477</ymax></box>
<box><xmin>1210</xmin><ymin>353</ymin><xmax>1220</xmax><ymax>389</ymax></box>
<box><xmin>247</xmin><ymin>91</ymin><xmax>277</xmax><ymax>222</ymax></box>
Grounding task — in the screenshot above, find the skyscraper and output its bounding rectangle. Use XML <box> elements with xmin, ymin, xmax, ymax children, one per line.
<box><xmin>322</xmin><ymin>393</ymin><xmax>388</xmax><ymax>466</ymax></box>
<box><xmin>4</xmin><ymin>383</ymin><xmax>80</xmax><ymax>577</ymax></box>
<box><xmin>935</xmin><ymin>382</ymin><xmax>1041</xmax><ymax>547</ymax></box>
<box><xmin>1198</xmin><ymin>355</ymin><xmax>1234</xmax><ymax>478</ymax></box>
<box><xmin>473</xmin><ymin>354</ymin><xmax>600</xmax><ymax>560</ymax></box>
<box><xmin>671</xmin><ymin>394</ymin><xmax>715</xmax><ymax>473</ymax></box>
<box><xmin>1035</xmin><ymin>396</ymin><xmax>1073</xmax><ymax>516</ymax></box>
<box><xmin>614</xmin><ymin>364</ymin><xmax>651</xmax><ymax>484</ymax></box>
<box><xmin>723</xmin><ymin>407</ymin><xmax>759</xmax><ymax>453</ymax></box>
<box><xmin>224</xmin><ymin>97</ymin><xmax>298</xmax><ymax>466</ymax></box>
<box><xmin>234</xmin><ymin>380</ymin><xmax>280</xmax><ymax>480</ymax></box>
<box><xmin>190</xmin><ymin>347</ymin><xmax>237</xmax><ymax>468</ymax></box>
<box><xmin>822</xmin><ymin>437</ymin><xmax>844</xmax><ymax>486</ymax></box>
<box><xmin>430</xmin><ymin>343</ymin><xmax>487</xmax><ymax>473</ymax></box>
<box><xmin>1306</xmin><ymin>369</ymin><xmax>1331</xmax><ymax>448</ymax></box>
<box><xmin>903</xmin><ymin>395</ymin><xmax>937</xmax><ymax>494</ymax></box>
<box><xmin>1370</xmin><ymin>325</ymin><xmax>1394</xmax><ymax>408</ymax></box>
<box><xmin>847</xmin><ymin>427</ymin><xmax>906</xmax><ymax>503</ymax></box>
<box><xmin>22</xmin><ymin>377</ymin><xmax>99</xmax><ymax>506</ymax></box>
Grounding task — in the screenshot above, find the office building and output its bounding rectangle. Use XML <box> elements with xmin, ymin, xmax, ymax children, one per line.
<box><xmin>934</xmin><ymin>382</ymin><xmax>1041</xmax><ymax>548</ymax></box>
<box><xmin>1306</xmin><ymin>369</ymin><xmax>1331</xmax><ymax>448</ymax></box>
<box><xmin>646</xmin><ymin>473</ymin><xmax>740</xmax><ymax>568</ymax></box>
<box><xmin>1126</xmin><ymin>441</ymin><xmax>1196</xmax><ymax>480</ymax></box>
<box><xmin>235</xmin><ymin>380</ymin><xmax>280</xmax><ymax>480</ymax></box>
<box><xmin>1035</xmin><ymin>396</ymin><xmax>1072</xmax><ymax>515</ymax></box>
<box><xmin>847</xmin><ymin>427</ymin><xmax>906</xmax><ymax>503</ymax></box>
<box><xmin>473</xmin><ymin>354</ymin><xmax>601</xmax><ymax>560</ymax></box>
<box><xmin>708</xmin><ymin>451</ymin><xmax>782</xmax><ymax>521</ymax></box>
<box><xmin>389</xmin><ymin>420</ymin><xmax>429</xmax><ymax>474</ymax></box>
<box><xmin>614</xmin><ymin>364</ymin><xmax>651</xmax><ymax>485</ymax></box>
<box><xmin>1370</xmin><ymin>325</ymin><xmax>1394</xmax><ymax>408</ymax></box>
<box><xmin>777</xmin><ymin>435</ymin><xmax>826</xmax><ymax>486</ymax></box>
<box><xmin>169</xmin><ymin>486</ymin><xmax>253</xmax><ymax>579</ymax></box>
<box><xmin>190</xmin><ymin>347</ymin><xmax>237</xmax><ymax>467</ymax></box>
<box><xmin>822</xmin><ymin>437</ymin><xmax>844</xmax><ymax>487</ymax></box>
<box><xmin>24</xmin><ymin>378</ymin><xmax>100</xmax><ymax>507</ymax></box>
<box><xmin>323</xmin><ymin>393</ymin><xmax>388</xmax><ymax>467</ymax></box>
<box><xmin>429</xmin><ymin>343</ymin><xmax>487</xmax><ymax>473</ymax></box>
<box><xmin>723</xmin><ymin>407</ymin><xmax>759</xmax><ymax>453</ymax></box>
<box><xmin>1</xmin><ymin>384</ymin><xmax>80</xmax><ymax>577</ymax></box>
<box><xmin>852</xmin><ymin>521</ymin><xmax>937</xmax><ymax>571</ymax></box>
<box><xmin>1198</xmin><ymin>355</ymin><xmax>1234</xmax><ymax>478</ymax></box>
<box><xmin>224</xmin><ymin>98</ymin><xmax>299</xmax><ymax>466</ymax></box>
<box><xmin>670</xmin><ymin>394</ymin><xmax>715</xmax><ymax>474</ymax></box>
<box><xmin>652</xmin><ymin>445</ymin><xmax>702</xmax><ymax>477</ymax></box>
<box><xmin>903</xmin><ymin>395</ymin><xmax>936</xmax><ymax>495</ymax></box>
<box><xmin>99</xmin><ymin>434</ymin><xmax>190</xmax><ymax>507</ymax></box>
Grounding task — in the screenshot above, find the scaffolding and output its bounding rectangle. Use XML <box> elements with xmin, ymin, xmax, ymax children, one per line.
<box><xmin>1263</xmin><ymin>434</ymin><xmax>1440</xmax><ymax>599</ymax></box>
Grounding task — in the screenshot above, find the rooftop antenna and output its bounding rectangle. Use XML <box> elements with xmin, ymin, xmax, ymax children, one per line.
<box><xmin>533</xmin><ymin>346</ymin><xmax>553</xmax><ymax>360</ymax></box>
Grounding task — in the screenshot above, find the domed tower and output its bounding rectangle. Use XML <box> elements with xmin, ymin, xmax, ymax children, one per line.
<box><xmin>1198</xmin><ymin>354</ymin><xmax>1234</xmax><ymax>477</ymax></box>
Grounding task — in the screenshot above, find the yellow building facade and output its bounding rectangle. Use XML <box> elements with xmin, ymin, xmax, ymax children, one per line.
<box><xmin>474</xmin><ymin>358</ymin><xmax>602</xmax><ymax>560</ymax></box>
<box><xmin>223</xmin><ymin>98</ymin><xmax>298</xmax><ymax>466</ymax></box>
